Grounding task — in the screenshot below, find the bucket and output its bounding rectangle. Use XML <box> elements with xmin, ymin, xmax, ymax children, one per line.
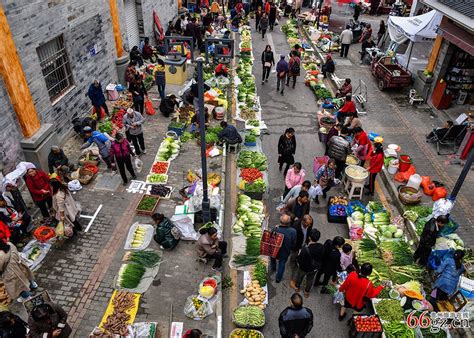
<box><xmin>399</xmin><ymin>154</ymin><xmax>412</xmax><ymax>172</ymax></box>
<box><xmin>214</xmin><ymin>107</ymin><xmax>225</xmax><ymax>120</ymax></box>
<box><xmin>388</xmin><ymin>159</ymin><xmax>399</xmax><ymax>175</ymax></box>
<box><xmin>407</xmin><ymin>174</ymin><xmax>422</xmax><ymax>191</ymax></box>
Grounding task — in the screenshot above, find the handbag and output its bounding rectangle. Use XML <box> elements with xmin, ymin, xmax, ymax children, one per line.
<box><xmin>260</xmin><ymin>229</ymin><xmax>284</xmax><ymax>258</ymax></box>
<box><xmin>264</xmin><ymin>62</ymin><xmax>272</xmax><ymax>68</ymax></box>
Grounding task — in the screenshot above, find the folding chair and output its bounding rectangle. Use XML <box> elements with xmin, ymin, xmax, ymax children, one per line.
<box><xmin>434</xmin><ymin>124</ymin><xmax>467</xmax><ymax>155</ymax></box>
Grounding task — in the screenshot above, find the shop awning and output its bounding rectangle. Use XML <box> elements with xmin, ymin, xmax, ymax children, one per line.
<box><xmin>388</xmin><ymin>10</ymin><xmax>443</xmax><ymax>44</ymax></box>
<box><xmin>438</xmin><ymin>20</ymin><xmax>474</xmax><ymax>56</ymax></box>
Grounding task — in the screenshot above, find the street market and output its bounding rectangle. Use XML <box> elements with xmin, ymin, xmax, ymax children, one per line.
<box><xmin>0</xmin><ymin>0</ymin><xmax>472</xmax><ymax>337</ymax></box>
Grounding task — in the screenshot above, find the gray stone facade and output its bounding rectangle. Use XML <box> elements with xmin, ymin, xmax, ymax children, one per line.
<box><xmin>0</xmin><ymin>0</ymin><xmax>177</xmax><ymax>172</ymax></box>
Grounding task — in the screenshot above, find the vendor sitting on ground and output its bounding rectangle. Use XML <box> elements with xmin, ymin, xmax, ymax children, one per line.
<box><xmin>426</xmin><ymin>120</ymin><xmax>453</xmax><ymax>143</ymax></box>
<box><xmin>0</xmin><ymin>196</ymin><xmax>31</xmax><ymax>244</ymax></box>
<box><xmin>191</xmin><ymin>108</ymin><xmax>210</xmax><ymax>132</ymax></box>
<box><xmin>151</xmin><ymin>213</ymin><xmax>180</xmax><ymax>250</ymax></box>
<box><xmin>196</xmin><ymin>227</ymin><xmax>227</xmax><ymax>272</ymax></box>
<box><xmin>336</xmin><ymin>78</ymin><xmax>352</xmax><ymax>98</ymax></box>
<box><xmin>321</xmin><ymin>54</ymin><xmax>335</xmax><ymax>78</ymax></box>
<box><xmin>48</xmin><ymin>146</ymin><xmax>73</xmax><ymax>175</ymax></box>
<box><xmin>217</xmin><ymin>121</ymin><xmax>242</xmax><ymax>145</ymax></box>
<box><xmin>159</xmin><ymin>94</ymin><xmax>179</xmax><ymax>118</ymax></box>
<box><xmin>336</xmin><ymin>94</ymin><xmax>357</xmax><ymax>124</ymax></box>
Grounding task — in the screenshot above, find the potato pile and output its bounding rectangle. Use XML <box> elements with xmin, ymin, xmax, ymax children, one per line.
<box><xmin>240</xmin><ymin>280</ymin><xmax>266</xmax><ymax>309</ymax></box>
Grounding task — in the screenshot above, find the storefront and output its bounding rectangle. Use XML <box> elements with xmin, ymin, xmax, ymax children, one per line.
<box><xmin>429</xmin><ymin>21</ymin><xmax>474</xmax><ymax>109</ymax></box>
<box><xmin>421</xmin><ymin>0</ymin><xmax>474</xmax><ymax>109</ymax></box>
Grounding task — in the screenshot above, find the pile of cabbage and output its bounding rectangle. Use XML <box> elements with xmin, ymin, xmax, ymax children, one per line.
<box><xmin>233</xmin><ymin>194</ymin><xmax>265</xmax><ymax>237</ymax></box>
<box><xmin>351</xmin><ymin>209</ymin><xmax>403</xmax><ymax>239</ymax></box>
<box><xmin>156</xmin><ymin>137</ymin><xmax>181</xmax><ymax>161</ymax></box>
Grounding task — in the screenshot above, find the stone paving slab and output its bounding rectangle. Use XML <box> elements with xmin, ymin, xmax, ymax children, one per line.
<box><xmin>11</xmin><ymin>79</ymin><xmax>223</xmax><ymax>337</ymax></box>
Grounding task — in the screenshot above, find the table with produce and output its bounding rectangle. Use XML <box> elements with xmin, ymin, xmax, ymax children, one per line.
<box><xmin>338</xmin><ymin>196</ymin><xmax>473</xmax><ymax>337</ymax></box>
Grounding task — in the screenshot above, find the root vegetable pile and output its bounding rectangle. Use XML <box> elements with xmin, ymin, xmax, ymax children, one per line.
<box><xmin>102</xmin><ymin>291</ymin><xmax>135</xmax><ymax>336</ymax></box>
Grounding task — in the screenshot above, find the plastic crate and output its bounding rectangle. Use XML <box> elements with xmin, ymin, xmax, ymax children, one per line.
<box><xmin>168</xmin><ymin>125</ymin><xmax>186</xmax><ymax>136</ymax></box>
<box><xmin>349</xmin><ymin>314</ymin><xmax>383</xmax><ymax>338</ymax></box>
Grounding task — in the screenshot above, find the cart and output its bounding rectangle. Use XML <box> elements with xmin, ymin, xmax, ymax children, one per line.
<box><xmin>313</xmin><ymin>156</ymin><xmax>329</xmax><ymax>177</ymax></box>
<box><xmin>371</xmin><ymin>56</ymin><xmax>412</xmax><ymax>91</ymax></box>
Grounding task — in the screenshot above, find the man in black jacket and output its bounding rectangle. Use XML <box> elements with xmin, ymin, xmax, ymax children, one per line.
<box><xmin>293</xmin><ymin>229</ymin><xmax>325</xmax><ymax>297</ymax></box>
<box><xmin>414</xmin><ymin>215</ymin><xmax>448</xmax><ymax>266</ymax></box>
<box><xmin>289</xmin><ymin>214</ymin><xmax>313</xmax><ymax>288</ymax></box>
<box><xmin>279</xmin><ymin>293</ymin><xmax>314</xmax><ymax>338</ymax></box>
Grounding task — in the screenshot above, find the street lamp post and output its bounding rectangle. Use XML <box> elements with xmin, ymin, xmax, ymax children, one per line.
<box><xmin>449</xmin><ymin>148</ymin><xmax>474</xmax><ymax>201</ymax></box>
<box><xmin>196</xmin><ymin>58</ymin><xmax>211</xmax><ymax>223</ymax></box>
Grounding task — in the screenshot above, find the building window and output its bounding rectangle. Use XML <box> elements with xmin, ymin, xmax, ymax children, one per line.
<box><xmin>37</xmin><ymin>35</ymin><xmax>74</xmax><ymax>101</ymax></box>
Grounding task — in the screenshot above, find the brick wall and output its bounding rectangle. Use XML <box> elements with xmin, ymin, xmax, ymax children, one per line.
<box><xmin>140</xmin><ymin>0</ymin><xmax>177</xmax><ymax>44</ymax></box>
<box><xmin>0</xmin><ymin>77</ymin><xmax>25</xmax><ymax>172</ymax></box>
<box><xmin>0</xmin><ymin>0</ymin><xmax>176</xmax><ymax>170</ymax></box>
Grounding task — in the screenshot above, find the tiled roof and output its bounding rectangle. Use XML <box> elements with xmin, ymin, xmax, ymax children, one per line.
<box><xmin>439</xmin><ymin>0</ymin><xmax>474</xmax><ymax>19</ymax></box>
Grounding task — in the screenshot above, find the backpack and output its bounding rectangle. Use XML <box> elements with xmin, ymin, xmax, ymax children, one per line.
<box><xmin>297</xmin><ymin>245</ymin><xmax>317</xmax><ymax>272</ymax></box>
<box><xmin>290</xmin><ymin>58</ymin><xmax>300</xmax><ymax>74</ymax></box>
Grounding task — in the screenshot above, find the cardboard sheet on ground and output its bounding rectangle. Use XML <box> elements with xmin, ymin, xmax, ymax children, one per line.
<box><xmin>99</xmin><ymin>291</ymin><xmax>140</xmax><ymax>331</ymax></box>
<box><xmin>115</xmin><ymin>263</ymin><xmax>161</xmax><ymax>294</ymax></box>
<box><xmin>228</xmin><ymin>234</ymin><xmax>249</xmax><ymax>271</ymax></box>
<box><xmin>20</xmin><ymin>240</ymin><xmax>52</xmax><ymax>271</ymax></box>
<box><xmin>240</xmin><ymin>271</ymin><xmax>268</xmax><ymax>306</ymax></box>
<box><xmin>124</xmin><ymin>223</ymin><xmax>154</xmax><ymax>250</ymax></box>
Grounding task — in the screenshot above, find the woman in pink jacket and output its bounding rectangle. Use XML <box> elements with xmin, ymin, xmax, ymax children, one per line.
<box><xmin>284</xmin><ymin>162</ymin><xmax>305</xmax><ymax>198</ymax></box>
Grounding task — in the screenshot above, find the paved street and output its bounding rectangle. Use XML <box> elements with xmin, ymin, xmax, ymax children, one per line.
<box><xmin>239</xmin><ymin>9</ymin><xmax>473</xmax><ymax>338</ymax></box>
<box><xmin>7</xmin><ymin>8</ymin><xmax>472</xmax><ymax>338</ymax></box>
<box><xmin>10</xmin><ymin>80</ymin><xmax>225</xmax><ymax>337</ymax></box>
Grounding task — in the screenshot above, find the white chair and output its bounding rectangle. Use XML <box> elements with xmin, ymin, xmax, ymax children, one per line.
<box><xmin>345</xmin><ymin>181</ymin><xmax>365</xmax><ymax>199</ymax></box>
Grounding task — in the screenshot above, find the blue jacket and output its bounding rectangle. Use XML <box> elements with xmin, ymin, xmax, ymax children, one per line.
<box><xmin>434</xmin><ymin>256</ymin><xmax>464</xmax><ymax>296</ymax></box>
<box><xmin>83</xmin><ymin>131</ymin><xmax>111</xmax><ymax>158</ymax></box>
<box><xmin>275</xmin><ymin>225</ymin><xmax>297</xmax><ymax>260</ymax></box>
<box><xmin>87</xmin><ymin>83</ymin><xmax>106</xmax><ymax>106</ymax></box>
<box><xmin>276</xmin><ymin>59</ymin><xmax>289</xmax><ymax>74</ymax></box>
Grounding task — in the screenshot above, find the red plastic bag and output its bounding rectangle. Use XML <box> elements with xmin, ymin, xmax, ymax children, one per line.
<box><xmin>145</xmin><ymin>99</ymin><xmax>155</xmax><ymax>115</ymax></box>
<box><xmin>424</xmin><ymin>183</ymin><xmax>435</xmax><ymax>196</ymax></box>
<box><xmin>432</xmin><ymin>187</ymin><xmax>447</xmax><ymax>201</ymax></box>
<box><xmin>394</xmin><ymin>165</ymin><xmax>416</xmax><ymax>183</ymax></box>
<box><xmin>92</xmin><ymin>106</ymin><xmax>106</xmax><ymax>119</ymax></box>
<box><xmin>421</xmin><ymin>176</ymin><xmax>431</xmax><ymax>189</ymax></box>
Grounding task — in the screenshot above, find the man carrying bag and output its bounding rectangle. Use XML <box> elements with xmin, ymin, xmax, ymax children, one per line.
<box><xmin>293</xmin><ymin>229</ymin><xmax>325</xmax><ymax>298</ymax></box>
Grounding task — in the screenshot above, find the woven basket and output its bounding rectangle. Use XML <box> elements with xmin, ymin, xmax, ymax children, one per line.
<box><xmin>78</xmin><ymin>168</ymin><xmax>95</xmax><ymax>185</ymax></box>
<box><xmin>398</xmin><ymin>186</ymin><xmax>422</xmax><ymax>205</ymax></box>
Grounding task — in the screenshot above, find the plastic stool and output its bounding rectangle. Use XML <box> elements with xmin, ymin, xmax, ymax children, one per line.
<box><xmin>227</xmin><ymin>143</ymin><xmax>241</xmax><ymax>153</ymax></box>
<box><xmin>345</xmin><ymin>181</ymin><xmax>364</xmax><ymax>199</ymax></box>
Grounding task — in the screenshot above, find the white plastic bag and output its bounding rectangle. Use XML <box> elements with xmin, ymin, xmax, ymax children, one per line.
<box><xmin>430</xmin><ymin>198</ymin><xmax>454</xmax><ymax>219</ymax></box>
<box><xmin>134</xmin><ymin>157</ymin><xmax>143</xmax><ymax>173</ymax></box>
<box><xmin>171</xmin><ymin>215</ymin><xmax>198</xmax><ymax>240</ymax></box>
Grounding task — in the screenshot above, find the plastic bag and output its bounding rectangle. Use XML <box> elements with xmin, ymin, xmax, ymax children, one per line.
<box><xmin>432</xmin><ymin>187</ymin><xmax>447</xmax><ymax>201</ymax></box>
<box><xmin>184</xmin><ymin>295</ymin><xmax>213</xmax><ymax>320</ymax></box>
<box><xmin>431</xmin><ymin>198</ymin><xmax>453</xmax><ymax>218</ymax></box>
<box><xmin>171</xmin><ymin>215</ymin><xmax>198</xmax><ymax>240</ymax></box>
<box><xmin>145</xmin><ymin>99</ymin><xmax>155</xmax><ymax>115</ymax></box>
<box><xmin>420</xmin><ymin>176</ymin><xmax>431</xmax><ymax>189</ymax></box>
<box><xmin>333</xmin><ymin>291</ymin><xmax>345</xmax><ymax>305</ymax></box>
<box><xmin>134</xmin><ymin>157</ymin><xmax>143</xmax><ymax>173</ymax></box>
<box><xmin>92</xmin><ymin>106</ymin><xmax>106</xmax><ymax>119</ymax></box>
<box><xmin>55</xmin><ymin>221</ymin><xmax>65</xmax><ymax>237</ymax></box>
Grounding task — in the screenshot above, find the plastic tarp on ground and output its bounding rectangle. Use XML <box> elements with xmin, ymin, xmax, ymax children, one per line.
<box><xmin>388</xmin><ymin>10</ymin><xmax>443</xmax><ymax>44</ymax></box>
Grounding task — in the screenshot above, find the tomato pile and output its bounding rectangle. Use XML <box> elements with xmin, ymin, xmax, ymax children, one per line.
<box><xmin>240</xmin><ymin>168</ymin><xmax>263</xmax><ymax>182</ymax></box>
<box><xmin>354</xmin><ymin>315</ymin><xmax>382</xmax><ymax>332</ymax></box>
<box><xmin>151</xmin><ymin>161</ymin><xmax>169</xmax><ymax>174</ymax></box>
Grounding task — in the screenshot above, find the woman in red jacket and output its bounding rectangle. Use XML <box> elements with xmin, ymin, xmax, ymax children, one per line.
<box><xmin>24</xmin><ymin>166</ymin><xmax>52</xmax><ymax>218</ymax></box>
<box><xmin>353</xmin><ymin>127</ymin><xmax>373</xmax><ymax>167</ymax></box>
<box><xmin>366</xmin><ymin>142</ymin><xmax>384</xmax><ymax>196</ymax></box>
<box><xmin>338</xmin><ymin>263</ymin><xmax>384</xmax><ymax>321</ymax></box>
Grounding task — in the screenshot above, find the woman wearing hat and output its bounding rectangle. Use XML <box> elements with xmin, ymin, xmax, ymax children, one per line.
<box><xmin>366</xmin><ymin>142</ymin><xmax>384</xmax><ymax>196</ymax></box>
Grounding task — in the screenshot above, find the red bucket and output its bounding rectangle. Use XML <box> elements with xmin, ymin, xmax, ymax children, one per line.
<box><xmin>399</xmin><ymin>155</ymin><xmax>412</xmax><ymax>172</ymax></box>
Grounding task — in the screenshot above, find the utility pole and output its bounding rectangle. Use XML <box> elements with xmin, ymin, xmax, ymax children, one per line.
<box><xmin>196</xmin><ymin>58</ymin><xmax>211</xmax><ymax>223</ymax></box>
<box><xmin>449</xmin><ymin>148</ymin><xmax>474</xmax><ymax>200</ymax></box>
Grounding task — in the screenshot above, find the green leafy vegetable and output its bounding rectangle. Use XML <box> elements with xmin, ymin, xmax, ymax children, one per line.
<box><xmin>127</xmin><ymin>250</ymin><xmax>161</xmax><ymax>268</ymax></box>
<box><xmin>137</xmin><ymin>196</ymin><xmax>159</xmax><ymax>210</ymax></box>
<box><xmin>252</xmin><ymin>260</ymin><xmax>267</xmax><ymax>287</ymax></box>
<box><xmin>118</xmin><ymin>263</ymin><xmax>146</xmax><ymax>289</ymax></box>
<box><xmin>375</xmin><ymin>299</ymin><xmax>404</xmax><ymax>322</ymax></box>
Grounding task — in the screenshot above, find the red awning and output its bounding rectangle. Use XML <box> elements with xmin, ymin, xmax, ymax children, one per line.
<box><xmin>439</xmin><ymin>20</ymin><xmax>474</xmax><ymax>56</ymax></box>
